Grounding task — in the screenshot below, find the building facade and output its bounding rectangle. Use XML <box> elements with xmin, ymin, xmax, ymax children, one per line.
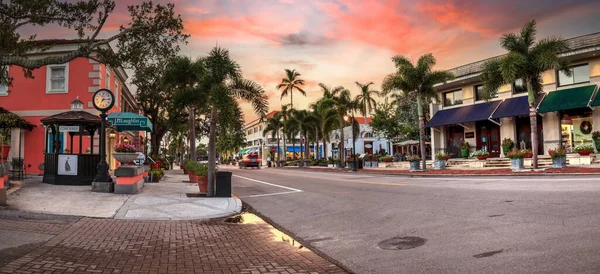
<box><xmin>0</xmin><ymin>40</ymin><xmax>142</xmax><ymax>174</ymax></box>
<box><xmin>428</xmin><ymin>32</ymin><xmax>600</xmax><ymax>160</ymax></box>
<box><xmin>326</xmin><ymin>118</ymin><xmax>392</xmax><ymax>159</ymax></box>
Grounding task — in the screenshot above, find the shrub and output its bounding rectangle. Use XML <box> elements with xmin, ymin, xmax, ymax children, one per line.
<box><xmin>548</xmin><ymin>148</ymin><xmax>567</xmax><ymax>159</ymax></box>
<box><xmin>115</xmin><ymin>143</ymin><xmax>137</xmax><ymax>153</ymax></box>
<box><xmin>406</xmin><ymin>155</ymin><xmax>420</xmax><ymax>162</ymax></box>
<box><xmin>593</xmin><ymin>131</ymin><xmax>600</xmax><ymax>141</ymax></box>
<box><xmin>460</xmin><ymin>141</ymin><xmax>470</xmax><ymax>150</ymax></box>
<box><xmin>506</xmin><ymin>150</ymin><xmax>525</xmax><ymax>159</ymax></box>
<box><xmin>574</xmin><ymin>144</ymin><xmax>594</xmax><ymax>152</ymax></box>
<box><xmin>435</xmin><ymin>151</ymin><xmax>450</xmax><ymax>161</ymax></box>
<box><xmin>470</xmin><ymin>150</ymin><xmax>489</xmax><ymax>157</ymax></box>
<box><xmin>382</xmin><ymin>157</ymin><xmax>393</xmax><ymax>162</ymax></box>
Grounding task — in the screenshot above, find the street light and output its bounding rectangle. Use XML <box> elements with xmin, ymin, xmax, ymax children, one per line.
<box><xmin>343</xmin><ymin>114</ymin><xmax>357</xmax><ymax>172</ymax></box>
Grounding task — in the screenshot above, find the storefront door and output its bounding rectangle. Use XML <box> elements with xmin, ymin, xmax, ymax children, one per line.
<box><xmin>516</xmin><ymin>116</ymin><xmax>544</xmax><ymax>154</ymax></box>
<box><xmin>446</xmin><ymin>125</ymin><xmax>464</xmax><ymax>158</ymax></box>
<box><xmin>476</xmin><ymin>121</ymin><xmax>500</xmax><ymax>157</ymax></box>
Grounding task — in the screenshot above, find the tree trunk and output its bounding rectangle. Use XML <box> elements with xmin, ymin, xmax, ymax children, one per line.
<box><xmin>527</xmin><ymin>79</ymin><xmax>539</xmax><ymax>169</ymax></box>
<box><xmin>322</xmin><ymin>138</ymin><xmax>328</xmax><ymax>159</ymax></box>
<box><xmin>290</xmin><ymin>90</ymin><xmax>293</xmax><ymax>109</ymax></box>
<box><xmin>282</xmin><ymin>128</ymin><xmax>287</xmax><ymax>161</ymax></box>
<box><xmin>315</xmin><ymin>127</ymin><xmax>319</xmax><ymax>160</ymax></box>
<box><xmin>277</xmin><ymin>131</ymin><xmax>281</xmax><ymax>163</ymax></box>
<box><xmin>189</xmin><ymin>107</ymin><xmax>196</xmax><ymax>161</ymax></box>
<box><xmin>300</xmin><ymin>136</ymin><xmax>304</xmax><ymax>160</ymax></box>
<box><xmin>207</xmin><ymin>107</ymin><xmax>218</xmax><ymax>196</ymax></box>
<box><xmin>417</xmin><ymin>94</ymin><xmax>427</xmax><ymax>170</ymax></box>
<box><xmin>339</xmin><ymin>119</ymin><xmax>345</xmax><ymax>168</ymax></box>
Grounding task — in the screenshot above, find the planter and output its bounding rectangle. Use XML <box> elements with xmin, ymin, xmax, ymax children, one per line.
<box><xmin>595</xmin><ymin>140</ymin><xmax>600</xmax><ymax>152</ymax></box>
<box><xmin>434</xmin><ymin>160</ymin><xmax>446</xmax><ymax>169</ymax></box>
<box><xmin>197</xmin><ymin>175</ymin><xmax>208</xmax><ymax>192</ymax></box>
<box><xmin>476</xmin><ymin>155</ymin><xmax>489</xmax><ymax>160</ymax></box>
<box><xmin>409</xmin><ymin>161</ymin><xmax>421</xmax><ymax>171</ymax></box>
<box><xmin>364</xmin><ymin>161</ymin><xmax>371</xmax><ymax>168</ymax></box>
<box><xmin>524</xmin><ymin>152</ymin><xmax>533</xmax><ymax>158</ymax></box>
<box><xmin>112</xmin><ymin>152</ymin><xmax>138</xmax><ymax>165</ymax></box>
<box><xmin>303</xmin><ymin>161</ymin><xmax>311</xmax><ymax>167</ymax></box>
<box><xmin>461</xmin><ymin>149</ymin><xmax>469</xmax><ymax>159</ymax></box>
<box><xmin>183</xmin><ymin>168</ymin><xmax>189</xmax><ymax>175</ymax></box>
<box><xmin>188</xmin><ymin>172</ymin><xmax>198</xmax><ymax>183</ymax></box>
<box><xmin>232</xmin><ymin>162</ymin><xmax>237</xmax><ymax>166</ymax></box>
<box><xmin>552</xmin><ymin>157</ymin><xmax>566</xmax><ymax>168</ymax></box>
<box><xmin>267</xmin><ymin>161</ymin><xmax>272</xmax><ymax>167</ymax></box>
<box><xmin>510</xmin><ymin>158</ymin><xmax>524</xmax><ymax>170</ymax></box>
<box><xmin>577</xmin><ymin>150</ymin><xmax>594</xmax><ymax>156</ymax></box>
<box><xmin>1</xmin><ymin>145</ymin><xmax>10</xmax><ymax>161</ymax></box>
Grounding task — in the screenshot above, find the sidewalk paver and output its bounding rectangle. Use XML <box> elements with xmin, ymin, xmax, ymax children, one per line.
<box><xmin>0</xmin><ymin>215</ymin><xmax>347</xmax><ymax>273</ymax></box>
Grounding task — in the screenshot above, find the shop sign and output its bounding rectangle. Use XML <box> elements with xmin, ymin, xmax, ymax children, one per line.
<box><xmin>465</xmin><ymin>132</ymin><xmax>475</xmax><ymax>138</ymax></box>
<box><xmin>365</xmin><ymin>144</ymin><xmax>373</xmax><ymax>149</ymax></box>
<box><xmin>59</xmin><ymin>126</ymin><xmax>80</xmax><ymax>132</ymax></box>
<box><xmin>58</xmin><ymin>155</ymin><xmax>78</xmax><ymax>176</ymax></box>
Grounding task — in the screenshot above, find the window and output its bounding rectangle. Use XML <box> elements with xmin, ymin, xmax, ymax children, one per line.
<box><xmin>106</xmin><ymin>70</ymin><xmax>110</xmax><ymax>89</ymax></box>
<box><xmin>114</xmin><ymin>80</ymin><xmax>119</xmax><ymax>107</ymax></box>
<box><xmin>444</xmin><ymin>89</ymin><xmax>463</xmax><ymax>106</ymax></box>
<box><xmin>558</xmin><ymin>64</ymin><xmax>590</xmax><ymax>86</ymax></box>
<box><xmin>475</xmin><ymin>84</ymin><xmax>497</xmax><ymax>101</ymax></box>
<box><xmin>46</xmin><ymin>64</ymin><xmax>69</xmax><ymax>93</ymax></box>
<box><xmin>253</xmin><ymin>127</ymin><xmax>257</xmax><ymax>133</ymax></box>
<box><xmin>0</xmin><ymin>66</ymin><xmax>7</xmax><ymax>96</ymax></box>
<box><xmin>513</xmin><ymin>78</ymin><xmax>527</xmax><ymax>94</ymax></box>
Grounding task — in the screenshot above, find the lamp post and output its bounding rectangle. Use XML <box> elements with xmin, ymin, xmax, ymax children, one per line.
<box><xmin>343</xmin><ymin>115</ymin><xmax>358</xmax><ymax>172</ymax></box>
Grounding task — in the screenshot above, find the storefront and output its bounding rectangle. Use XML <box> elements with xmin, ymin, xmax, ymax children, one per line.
<box><xmin>537</xmin><ymin>84</ymin><xmax>597</xmax><ymax>153</ymax></box>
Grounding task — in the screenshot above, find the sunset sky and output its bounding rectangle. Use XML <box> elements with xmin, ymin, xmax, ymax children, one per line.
<box><xmin>35</xmin><ymin>0</ymin><xmax>600</xmax><ymax>122</ymax></box>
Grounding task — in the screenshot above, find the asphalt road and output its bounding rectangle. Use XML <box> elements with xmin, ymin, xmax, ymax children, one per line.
<box><xmin>229</xmin><ymin>166</ymin><xmax>600</xmax><ymax>274</ymax></box>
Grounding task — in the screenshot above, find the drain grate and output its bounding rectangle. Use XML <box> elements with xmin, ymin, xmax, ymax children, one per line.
<box><xmin>378</xmin><ymin>236</ymin><xmax>426</xmax><ymax>250</ymax></box>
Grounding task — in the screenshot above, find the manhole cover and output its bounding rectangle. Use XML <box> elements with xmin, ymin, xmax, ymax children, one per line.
<box><xmin>378</xmin><ymin>236</ymin><xmax>426</xmax><ymax>250</ymax></box>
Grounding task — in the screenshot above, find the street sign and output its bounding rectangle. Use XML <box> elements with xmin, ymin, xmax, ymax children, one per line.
<box><xmin>59</xmin><ymin>126</ymin><xmax>80</xmax><ymax>132</ymax></box>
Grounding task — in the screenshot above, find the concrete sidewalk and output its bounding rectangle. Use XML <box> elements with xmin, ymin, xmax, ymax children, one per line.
<box><xmin>6</xmin><ymin>169</ymin><xmax>241</xmax><ymax>220</ymax></box>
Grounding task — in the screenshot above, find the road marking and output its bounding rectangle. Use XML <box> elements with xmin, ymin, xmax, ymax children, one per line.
<box><xmin>233</xmin><ymin>174</ymin><xmax>303</xmax><ymax>198</ymax></box>
<box><xmin>359</xmin><ymin>181</ymin><xmax>407</xmax><ymax>187</ymax></box>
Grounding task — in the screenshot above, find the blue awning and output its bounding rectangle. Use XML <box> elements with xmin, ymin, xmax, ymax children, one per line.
<box><xmin>287</xmin><ymin>146</ymin><xmax>303</xmax><ymax>153</ymax></box>
<box><xmin>490</xmin><ymin>96</ymin><xmax>530</xmax><ymax>119</ymax></box>
<box><xmin>426</xmin><ymin>101</ymin><xmax>502</xmax><ymax>128</ymax></box>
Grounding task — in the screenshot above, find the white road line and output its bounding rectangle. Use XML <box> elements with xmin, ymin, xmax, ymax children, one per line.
<box><xmin>233</xmin><ymin>174</ymin><xmax>303</xmax><ymax>192</ymax></box>
<box><xmin>244</xmin><ymin>191</ymin><xmax>301</xmax><ymax>198</ymax></box>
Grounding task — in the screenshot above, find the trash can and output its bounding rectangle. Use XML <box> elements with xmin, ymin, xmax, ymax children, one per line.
<box><xmin>215</xmin><ymin>171</ymin><xmax>232</xmax><ymax>197</ymax></box>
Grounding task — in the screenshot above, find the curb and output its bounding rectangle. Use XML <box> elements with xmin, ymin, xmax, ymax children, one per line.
<box><xmin>280</xmin><ymin>166</ymin><xmax>600</xmax><ymax>177</ymax></box>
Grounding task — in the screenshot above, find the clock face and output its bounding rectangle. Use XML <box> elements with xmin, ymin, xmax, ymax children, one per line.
<box><xmin>93</xmin><ymin>89</ymin><xmax>114</xmax><ymax>111</ymax></box>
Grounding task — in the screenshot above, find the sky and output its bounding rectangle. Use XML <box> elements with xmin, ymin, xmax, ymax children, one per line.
<box><xmin>31</xmin><ymin>0</ymin><xmax>600</xmax><ymax>122</ymax></box>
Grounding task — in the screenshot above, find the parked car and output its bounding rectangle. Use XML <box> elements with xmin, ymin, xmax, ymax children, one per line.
<box><xmin>239</xmin><ymin>153</ymin><xmax>261</xmax><ymax>169</ymax></box>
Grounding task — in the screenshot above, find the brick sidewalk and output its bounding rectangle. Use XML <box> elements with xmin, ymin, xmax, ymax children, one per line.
<box><xmin>1</xmin><ymin>216</ymin><xmax>347</xmax><ymax>274</ymax></box>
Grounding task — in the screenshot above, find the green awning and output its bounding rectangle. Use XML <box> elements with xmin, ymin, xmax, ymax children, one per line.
<box><xmin>107</xmin><ymin>112</ymin><xmax>152</xmax><ymax>132</ymax></box>
<box><xmin>537</xmin><ymin>85</ymin><xmax>597</xmax><ymax>113</ymax></box>
<box><xmin>238</xmin><ymin>149</ymin><xmax>249</xmax><ymax>155</ymax></box>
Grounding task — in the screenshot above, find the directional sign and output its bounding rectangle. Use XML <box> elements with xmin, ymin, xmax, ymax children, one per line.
<box><xmin>59</xmin><ymin>126</ymin><xmax>80</xmax><ymax>132</ymax></box>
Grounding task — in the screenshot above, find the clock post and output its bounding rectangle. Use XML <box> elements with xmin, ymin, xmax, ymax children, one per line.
<box><xmin>91</xmin><ymin>89</ymin><xmax>115</xmax><ymax>193</ymax></box>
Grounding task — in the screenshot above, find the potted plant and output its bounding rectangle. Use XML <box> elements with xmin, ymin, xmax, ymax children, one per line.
<box><xmin>574</xmin><ymin>144</ymin><xmax>594</xmax><ymax>156</ymax></box>
<box><xmin>113</xmin><ymin>143</ymin><xmax>138</xmax><ymax>165</ymax></box>
<box><xmin>592</xmin><ymin>131</ymin><xmax>600</xmax><ymax>152</ymax></box>
<box><xmin>0</xmin><ymin>133</ymin><xmax>10</xmax><ymax>161</ymax></box>
<box><xmin>383</xmin><ymin>156</ymin><xmax>393</xmax><ymax>162</ymax></box>
<box><xmin>460</xmin><ymin>141</ymin><xmax>470</xmax><ymax>159</ymax></box>
<box><xmin>506</xmin><ymin>150</ymin><xmax>525</xmax><ymax>170</ymax></box>
<box><xmin>471</xmin><ymin>150</ymin><xmax>489</xmax><ymax>160</ymax></box>
<box><xmin>85</xmin><ymin>147</ymin><xmax>92</xmax><ymax>154</ymax></box>
<box><xmin>195</xmin><ymin>162</ymin><xmax>209</xmax><ymax>193</ymax></box>
<box><xmin>501</xmin><ymin>138</ymin><xmax>514</xmax><ymax>156</ymax></box>
<box><xmin>345</xmin><ymin>157</ymin><xmax>354</xmax><ymax>169</ymax></box>
<box><xmin>182</xmin><ymin>159</ymin><xmax>189</xmax><ymax>174</ymax></box>
<box><xmin>434</xmin><ymin>151</ymin><xmax>450</xmax><ymax>169</ymax></box>
<box><xmin>231</xmin><ymin>159</ymin><xmax>237</xmax><ymax>166</ymax></box>
<box><xmin>548</xmin><ymin>148</ymin><xmax>567</xmax><ymax>168</ymax></box>
<box><xmin>185</xmin><ymin>161</ymin><xmax>197</xmax><ymax>183</ymax></box>
<box><xmin>406</xmin><ymin>155</ymin><xmax>421</xmax><ymax>171</ymax></box>
<box><xmin>522</xmin><ymin>149</ymin><xmax>533</xmax><ymax>158</ymax></box>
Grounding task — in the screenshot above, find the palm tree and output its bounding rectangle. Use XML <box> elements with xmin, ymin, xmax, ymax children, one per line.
<box><xmin>277</xmin><ymin>69</ymin><xmax>306</xmax><ymax>109</ymax></box>
<box><xmin>355</xmin><ymin>81</ymin><xmax>380</xmax><ymax>123</ymax></box>
<box><xmin>310</xmin><ymin>99</ymin><xmax>338</xmax><ymax>160</ymax></box>
<box><xmin>319</xmin><ymin>83</ymin><xmax>344</xmax><ymax>100</ymax></box>
<box><xmin>288</xmin><ymin>109</ymin><xmax>317</xmax><ymax>160</ymax></box>
<box><xmin>262</xmin><ymin>116</ymin><xmax>283</xmax><ymax>162</ymax></box>
<box><xmin>202</xmin><ymin>47</ymin><xmax>269</xmax><ymax>196</ymax></box>
<box><xmin>382</xmin><ymin>53</ymin><xmax>454</xmax><ymax>170</ymax></box>
<box><xmin>480</xmin><ymin>20</ymin><xmax>570</xmax><ymax>169</ymax></box>
<box><xmin>277</xmin><ymin>104</ymin><xmax>292</xmax><ymax>160</ymax></box>
<box><xmin>331</xmin><ymin>88</ymin><xmax>358</xmax><ymax>167</ymax></box>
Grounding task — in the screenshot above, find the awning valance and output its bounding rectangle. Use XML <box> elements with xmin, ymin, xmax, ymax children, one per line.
<box><xmin>426</xmin><ymin>101</ymin><xmax>502</xmax><ymax>128</ymax></box>
<box><xmin>537</xmin><ymin>85</ymin><xmax>597</xmax><ymax>113</ymax></box>
<box><xmin>490</xmin><ymin>96</ymin><xmax>530</xmax><ymax>119</ymax></box>
<box><xmin>107</xmin><ymin>112</ymin><xmax>152</xmax><ymax>132</ymax></box>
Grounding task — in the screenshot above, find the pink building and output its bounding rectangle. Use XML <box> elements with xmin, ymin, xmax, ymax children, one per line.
<box><xmin>0</xmin><ymin>40</ymin><xmax>141</xmax><ymax>174</ymax></box>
